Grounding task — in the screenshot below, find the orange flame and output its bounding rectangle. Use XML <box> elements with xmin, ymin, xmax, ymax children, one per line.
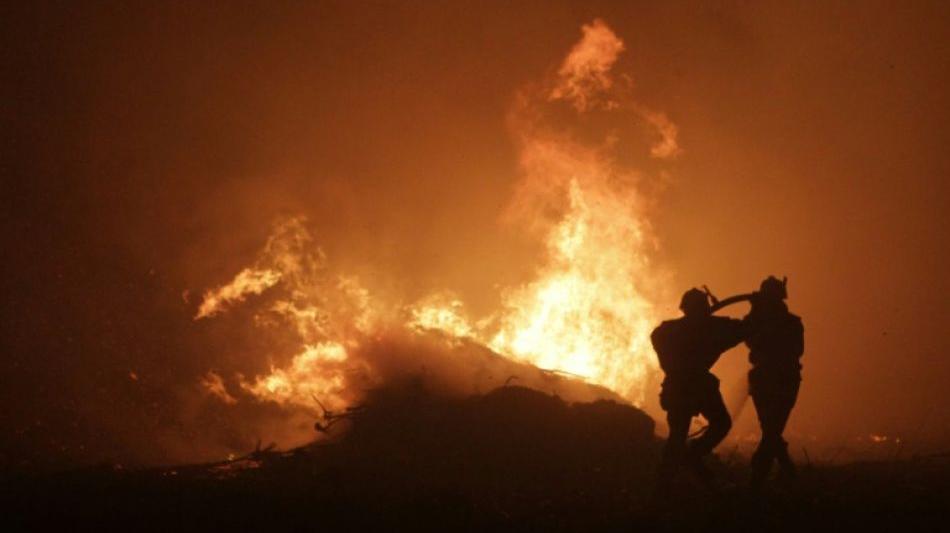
<box><xmin>239</xmin><ymin>342</ymin><xmax>352</xmax><ymax>409</ymax></box>
<box><xmin>196</xmin><ymin>268</ymin><xmax>281</xmax><ymax>319</ymax></box>
<box><xmin>490</xmin><ymin>169</ymin><xmax>660</xmax><ymax>403</ymax></box>
<box><xmin>196</xmin><ymin>19</ymin><xmax>675</xmax><ymax>413</ymax></box>
<box><xmin>407</xmin><ymin>292</ymin><xmax>476</xmax><ymax>340</ymax></box>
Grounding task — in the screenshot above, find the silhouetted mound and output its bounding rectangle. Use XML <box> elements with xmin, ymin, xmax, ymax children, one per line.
<box><xmin>333</xmin><ymin>383</ymin><xmax>658</xmax><ymax>509</ymax></box>
<box><xmin>6</xmin><ymin>383</ymin><xmax>661</xmax><ymax>530</ymax></box>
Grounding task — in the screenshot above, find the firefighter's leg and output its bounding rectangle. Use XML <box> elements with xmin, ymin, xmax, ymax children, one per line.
<box><xmin>660</xmin><ymin>409</ymin><xmax>691</xmax><ymax>477</ymax></box>
<box><xmin>683</xmin><ymin>389</ymin><xmax>731</xmax><ymax>484</ymax></box>
<box><xmin>750</xmin><ymin>392</ymin><xmax>777</xmax><ymax>488</ymax></box>
<box><xmin>773</xmin><ymin>383</ymin><xmax>800</xmax><ymax>480</ymax></box>
<box><xmin>775</xmin><ymin>440</ymin><xmax>796</xmax><ymax>482</ymax></box>
<box><xmin>654</xmin><ymin>408</ymin><xmax>692</xmax><ymax>496</ymax></box>
<box><xmin>691</xmin><ymin>388</ymin><xmax>732</xmax><ymax>456</ymax></box>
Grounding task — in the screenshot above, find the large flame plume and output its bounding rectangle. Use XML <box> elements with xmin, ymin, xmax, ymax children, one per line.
<box><xmin>489</xmin><ymin>144</ymin><xmax>661</xmax><ymax>402</ymax></box>
<box><xmin>195</xmin><ymin>19</ymin><xmax>677</xmax><ymax>424</ymax></box>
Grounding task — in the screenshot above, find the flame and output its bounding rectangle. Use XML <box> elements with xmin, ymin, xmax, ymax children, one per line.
<box><xmin>195</xmin><ymin>217</ymin><xmax>326</xmax><ymax>319</ymax></box>
<box><xmin>200</xmin><ymin>371</ymin><xmax>237</xmax><ymax>405</ymax></box>
<box><xmin>195</xmin><ymin>217</ymin><xmax>381</xmax><ymax>413</ymax></box>
<box><xmin>239</xmin><ymin>342</ymin><xmax>352</xmax><ymax>409</ymax></box>
<box><xmin>486</xmin><ymin>20</ymin><xmax>668</xmax><ymax>403</ymax></box>
<box><xmin>195</xmin><ymin>19</ymin><xmax>674</xmax><ymax>415</ymax></box>
<box><xmin>196</xmin><ymin>268</ymin><xmax>281</xmax><ymax>319</ymax></box>
<box><xmin>408</xmin><ymin>292</ymin><xmax>475</xmax><ymax>339</ymax></box>
<box><xmin>489</xmin><ymin>143</ymin><xmax>661</xmax><ymax>403</ymax></box>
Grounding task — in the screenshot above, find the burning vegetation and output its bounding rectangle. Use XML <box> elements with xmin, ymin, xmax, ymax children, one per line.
<box><xmin>193</xmin><ymin>20</ymin><xmax>679</xmax><ymax>446</ymax></box>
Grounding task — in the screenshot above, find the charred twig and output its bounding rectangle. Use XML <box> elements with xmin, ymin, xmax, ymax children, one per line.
<box><xmin>314</xmin><ymin>417</ymin><xmax>348</xmax><ymax>434</ymax></box>
<box><xmin>311</xmin><ymin>394</ymin><xmax>330</xmax><ymax>418</ymax></box>
<box><xmin>209</xmin><ymin>439</ymin><xmax>282</xmax><ymax>467</ymax></box>
<box><xmin>311</xmin><ymin>394</ymin><xmax>367</xmax><ymax>433</ymax></box>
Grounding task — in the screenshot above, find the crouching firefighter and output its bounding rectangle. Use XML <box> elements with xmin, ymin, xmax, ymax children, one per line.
<box><xmin>745</xmin><ymin>276</ymin><xmax>804</xmax><ymax>487</ymax></box>
<box><xmin>651</xmin><ymin>288</ymin><xmax>746</xmax><ymax>485</ymax></box>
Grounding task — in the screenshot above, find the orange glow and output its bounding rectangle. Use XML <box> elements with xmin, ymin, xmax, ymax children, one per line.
<box><xmin>197</xmin><ymin>19</ymin><xmax>673</xmax><ymax>411</ymax></box>
<box><xmin>549</xmin><ymin>19</ymin><xmax>625</xmax><ymax>112</ymax></box>
<box><xmin>201</xmin><ymin>371</ymin><xmax>237</xmax><ymax>405</ymax></box>
<box><xmin>408</xmin><ymin>292</ymin><xmax>476</xmax><ymax>340</ymax></box>
<box><xmin>488</xmin><ymin>20</ymin><xmax>670</xmax><ymax>404</ymax></box>
<box><xmin>489</xmin><ymin>170</ymin><xmax>660</xmax><ymax>403</ymax></box>
<box><xmin>196</xmin><ymin>267</ymin><xmax>281</xmax><ymax>319</ymax></box>
<box><xmin>239</xmin><ymin>342</ymin><xmax>351</xmax><ymax>410</ymax></box>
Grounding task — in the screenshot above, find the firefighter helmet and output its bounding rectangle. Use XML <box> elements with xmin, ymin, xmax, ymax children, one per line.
<box><xmin>759</xmin><ymin>276</ymin><xmax>788</xmax><ymax>300</ymax></box>
<box><xmin>679</xmin><ymin>288</ymin><xmax>711</xmax><ymax>316</ymax></box>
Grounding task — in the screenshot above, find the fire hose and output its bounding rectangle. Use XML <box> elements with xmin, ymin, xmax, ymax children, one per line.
<box><xmin>686</xmin><ymin>288</ymin><xmax>757</xmax><ymax>438</ymax></box>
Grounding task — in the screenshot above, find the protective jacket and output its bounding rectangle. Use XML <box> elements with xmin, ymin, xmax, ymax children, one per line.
<box><xmin>744</xmin><ymin>301</ymin><xmax>804</xmax><ymax>396</ymax></box>
<box><xmin>651</xmin><ymin>315</ymin><xmax>745</xmax><ymax>413</ymax></box>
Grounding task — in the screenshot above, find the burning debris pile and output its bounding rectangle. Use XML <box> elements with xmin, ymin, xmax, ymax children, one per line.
<box><xmin>190</xmin><ymin>19</ymin><xmax>681</xmax><ymax>455</ymax></box>
<box><xmin>9</xmin><ymin>382</ymin><xmax>666</xmax><ymax>529</ymax></box>
<box><xmin>304</xmin><ymin>383</ymin><xmax>658</xmax><ymax>506</ymax></box>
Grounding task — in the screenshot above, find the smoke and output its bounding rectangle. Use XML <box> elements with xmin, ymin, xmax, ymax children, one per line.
<box><xmin>549</xmin><ymin>19</ymin><xmax>626</xmax><ymax>112</ymax></box>
<box><xmin>195</xmin><ymin>217</ymin><xmax>326</xmax><ymax>319</ymax></box>
<box><xmin>545</xmin><ymin>19</ymin><xmax>680</xmax><ymax>161</ymax></box>
<box><xmin>640</xmin><ymin>109</ymin><xmax>681</xmax><ymax>159</ymax></box>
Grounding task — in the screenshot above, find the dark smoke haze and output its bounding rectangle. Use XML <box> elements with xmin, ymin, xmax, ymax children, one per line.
<box><xmin>2</xmin><ymin>1</ymin><xmax>948</xmax><ymax>469</ymax></box>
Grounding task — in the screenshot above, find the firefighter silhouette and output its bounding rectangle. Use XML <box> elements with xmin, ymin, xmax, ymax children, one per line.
<box><xmin>651</xmin><ymin>288</ymin><xmax>745</xmax><ymax>485</ymax></box>
<box><xmin>745</xmin><ymin>276</ymin><xmax>804</xmax><ymax>486</ymax></box>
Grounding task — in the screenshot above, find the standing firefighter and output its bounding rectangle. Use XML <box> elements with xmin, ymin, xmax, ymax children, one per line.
<box><xmin>745</xmin><ymin>276</ymin><xmax>804</xmax><ymax>487</ymax></box>
<box><xmin>651</xmin><ymin>288</ymin><xmax>745</xmax><ymax>484</ymax></box>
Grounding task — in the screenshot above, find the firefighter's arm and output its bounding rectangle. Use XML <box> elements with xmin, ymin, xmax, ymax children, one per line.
<box><xmin>731</xmin><ymin>317</ymin><xmax>747</xmax><ymax>349</ymax></box>
<box><xmin>716</xmin><ymin>317</ymin><xmax>746</xmax><ymax>352</ymax></box>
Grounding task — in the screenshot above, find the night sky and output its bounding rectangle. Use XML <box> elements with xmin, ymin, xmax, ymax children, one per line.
<box><xmin>2</xmin><ymin>1</ymin><xmax>948</xmax><ymax>469</ymax></box>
